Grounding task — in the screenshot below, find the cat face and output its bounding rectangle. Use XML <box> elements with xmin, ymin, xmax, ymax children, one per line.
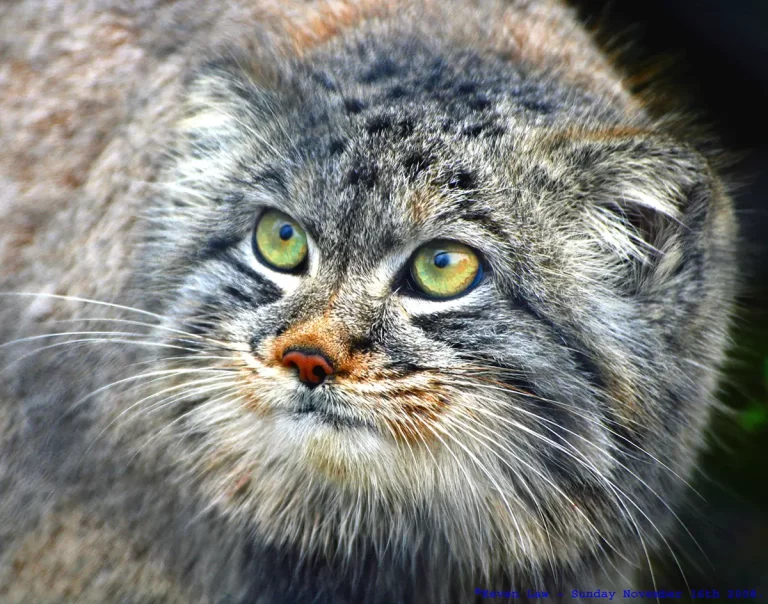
<box><xmin>142</xmin><ymin>44</ymin><xmax>736</xmax><ymax>577</ymax></box>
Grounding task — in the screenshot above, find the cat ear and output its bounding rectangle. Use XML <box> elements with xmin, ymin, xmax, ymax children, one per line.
<box><xmin>176</xmin><ymin>59</ymin><xmax>279</xmax><ymax>157</ymax></box>
<box><xmin>570</xmin><ymin>135</ymin><xmax>733</xmax><ymax>294</ymax></box>
<box><xmin>161</xmin><ymin>58</ymin><xmax>288</xmax><ymax>218</ymax></box>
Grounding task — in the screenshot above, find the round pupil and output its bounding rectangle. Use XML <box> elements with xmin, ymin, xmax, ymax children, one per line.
<box><xmin>279</xmin><ymin>224</ymin><xmax>294</xmax><ymax>241</ymax></box>
<box><xmin>433</xmin><ymin>252</ymin><xmax>450</xmax><ymax>269</ymax></box>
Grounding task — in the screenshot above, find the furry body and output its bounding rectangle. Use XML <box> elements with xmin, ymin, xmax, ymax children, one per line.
<box><xmin>0</xmin><ymin>1</ymin><xmax>737</xmax><ymax>602</ymax></box>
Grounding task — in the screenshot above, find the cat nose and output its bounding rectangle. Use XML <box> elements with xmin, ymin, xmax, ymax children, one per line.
<box><xmin>281</xmin><ymin>349</ymin><xmax>334</xmax><ymax>387</ymax></box>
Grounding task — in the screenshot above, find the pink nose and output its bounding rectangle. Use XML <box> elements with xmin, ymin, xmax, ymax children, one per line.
<box><xmin>281</xmin><ymin>350</ymin><xmax>334</xmax><ymax>386</ymax></box>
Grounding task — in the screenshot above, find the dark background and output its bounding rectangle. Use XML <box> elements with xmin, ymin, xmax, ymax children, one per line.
<box><xmin>570</xmin><ymin>0</ymin><xmax>768</xmax><ymax>593</ymax></box>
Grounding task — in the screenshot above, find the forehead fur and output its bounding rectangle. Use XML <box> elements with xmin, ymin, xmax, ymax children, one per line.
<box><xmin>157</xmin><ymin>31</ymin><xmax>703</xmax><ymax>306</ymax></box>
<box><xmin>159</xmin><ymin>30</ymin><xmax>650</xmax><ymax>271</ymax></box>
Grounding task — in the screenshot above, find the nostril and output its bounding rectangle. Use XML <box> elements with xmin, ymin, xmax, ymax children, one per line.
<box><xmin>281</xmin><ymin>349</ymin><xmax>334</xmax><ymax>387</ymax></box>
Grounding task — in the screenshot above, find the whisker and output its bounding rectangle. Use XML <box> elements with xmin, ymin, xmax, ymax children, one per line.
<box><xmin>438</xmin><ymin>417</ymin><xmax>561</xmax><ymax>580</ymax></box>
<box><xmin>123</xmin><ymin>354</ymin><xmax>235</xmax><ymax>370</ymax></box>
<box><xmin>1</xmin><ymin>337</ymin><xmax>211</xmax><ymax>374</ymax></box>
<box><xmin>440</xmin><ymin>409</ymin><xmax>630</xmax><ymax>567</ymax></box>
<box><xmin>86</xmin><ymin>374</ymin><xmax>238</xmax><ymax>452</ymax></box>
<box><xmin>132</xmin><ymin>380</ymin><xmax>239</xmax><ymax>422</ymax></box>
<box><xmin>45</xmin><ymin>368</ymin><xmax>239</xmax><ymax>451</ymax></box>
<box><xmin>48</xmin><ymin>317</ymin><xmax>228</xmax><ymax>346</ymax></box>
<box><xmin>452</xmin><ymin>367</ymin><xmax>705</xmax><ymax>501</ymax></box>
<box><xmin>457</xmin><ymin>386</ymin><xmax>692</xmax><ymax>593</ymax></box>
<box><xmin>2</xmin><ymin>292</ymin><xmax>246</xmax><ymax>352</ymax></box>
<box><xmin>470</xmin><ymin>384</ymin><xmax>706</xmax><ymax>564</ymax></box>
<box><xmin>426</xmin><ymin>422</ymin><xmax>533</xmax><ymax>560</ymax></box>
<box><xmin>414</xmin><ymin>420</ymin><xmax>500</xmax><ymax>570</ymax></box>
<box><xmin>126</xmin><ymin>388</ymin><xmax>244</xmax><ymax>466</ymax></box>
<box><xmin>96</xmin><ymin>380</ymin><xmax>238</xmax><ymax>451</ymax></box>
<box><xmin>1</xmin><ymin>292</ymin><xmax>170</xmax><ymax>321</ymax></box>
<box><xmin>63</xmin><ymin>365</ymin><xmax>237</xmax><ymax>417</ymax></box>
<box><xmin>0</xmin><ymin>330</ymin><xmax>151</xmax><ymax>349</ymax></box>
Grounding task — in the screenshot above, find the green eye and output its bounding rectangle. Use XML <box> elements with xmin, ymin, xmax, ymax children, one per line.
<box><xmin>410</xmin><ymin>240</ymin><xmax>482</xmax><ymax>299</ymax></box>
<box><xmin>253</xmin><ymin>210</ymin><xmax>308</xmax><ymax>271</ymax></box>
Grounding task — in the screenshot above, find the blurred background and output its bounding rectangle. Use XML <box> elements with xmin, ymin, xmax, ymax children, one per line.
<box><xmin>571</xmin><ymin>0</ymin><xmax>768</xmax><ymax>592</ymax></box>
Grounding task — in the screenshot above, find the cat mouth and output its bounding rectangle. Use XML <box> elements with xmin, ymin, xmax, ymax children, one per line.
<box><xmin>290</xmin><ymin>398</ymin><xmax>372</xmax><ymax>430</ymax></box>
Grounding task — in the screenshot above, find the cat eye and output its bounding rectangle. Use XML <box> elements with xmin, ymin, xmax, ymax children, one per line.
<box><xmin>409</xmin><ymin>240</ymin><xmax>483</xmax><ymax>299</ymax></box>
<box><xmin>253</xmin><ymin>209</ymin><xmax>308</xmax><ymax>272</ymax></box>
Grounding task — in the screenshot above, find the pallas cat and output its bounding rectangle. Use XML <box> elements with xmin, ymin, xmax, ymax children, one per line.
<box><xmin>0</xmin><ymin>0</ymin><xmax>737</xmax><ymax>602</ymax></box>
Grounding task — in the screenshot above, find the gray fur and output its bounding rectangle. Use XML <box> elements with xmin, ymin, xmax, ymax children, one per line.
<box><xmin>0</xmin><ymin>1</ymin><xmax>738</xmax><ymax>602</ymax></box>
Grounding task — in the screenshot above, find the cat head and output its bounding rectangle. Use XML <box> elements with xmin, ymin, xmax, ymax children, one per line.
<box><xmin>140</xmin><ymin>42</ymin><xmax>736</xmax><ymax>579</ymax></box>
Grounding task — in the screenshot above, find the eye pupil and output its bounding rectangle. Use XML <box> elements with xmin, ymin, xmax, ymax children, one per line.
<box><xmin>279</xmin><ymin>224</ymin><xmax>294</xmax><ymax>241</ymax></box>
<box><xmin>433</xmin><ymin>252</ymin><xmax>450</xmax><ymax>269</ymax></box>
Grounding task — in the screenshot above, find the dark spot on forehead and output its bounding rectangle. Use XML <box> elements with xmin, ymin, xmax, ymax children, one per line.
<box><xmin>360</xmin><ymin>57</ymin><xmax>398</xmax><ymax>83</ymax></box>
<box><xmin>459</xmin><ymin>120</ymin><xmax>505</xmax><ymax>139</ymax></box>
<box><xmin>403</xmin><ymin>151</ymin><xmax>433</xmax><ymax>179</ymax></box>
<box><xmin>346</xmin><ymin>162</ymin><xmax>378</xmax><ymax>189</ymax></box>
<box><xmin>365</xmin><ymin>115</ymin><xmax>414</xmax><ymax>137</ymax></box>
<box><xmin>365</xmin><ymin>115</ymin><xmax>391</xmax><ymax>135</ymax></box>
<box><xmin>522</xmin><ymin>99</ymin><xmax>553</xmax><ymax>114</ymax></box>
<box><xmin>423</xmin><ymin>72</ymin><xmax>443</xmax><ymax>91</ymax></box>
<box><xmin>457</xmin><ymin>81</ymin><xmax>477</xmax><ymax>95</ymax></box>
<box><xmin>421</xmin><ymin>57</ymin><xmax>448</xmax><ymax>91</ymax></box>
<box><xmin>396</xmin><ymin>117</ymin><xmax>415</xmax><ymax>137</ymax></box>
<box><xmin>467</xmin><ymin>94</ymin><xmax>491</xmax><ymax>111</ymax></box>
<box><xmin>462</xmin><ymin>123</ymin><xmax>486</xmax><ymax>138</ymax></box>
<box><xmin>344</xmin><ymin>98</ymin><xmax>366</xmax><ymax>114</ymax></box>
<box><xmin>328</xmin><ymin>138</ymin><xmax>346</xmax><ymax>155</ymax></box>
<box><xmin>487</xmin><ymin>124</ymin><xmax>507</xmax><ymax>137</ymax></box>
<box><xmin>312</xmin><ymin>70</ymin><xmax>336</xmax><ymax>90</ymax></box>
<box><xmin>445</xmin><ymin>169</ymin><xmax>477</xmax><ymax>191</ymax></box>
<box><xmin>387</xmin><ymin>85</ymin><xmax>408</xmax><ymax>100</ymax></box>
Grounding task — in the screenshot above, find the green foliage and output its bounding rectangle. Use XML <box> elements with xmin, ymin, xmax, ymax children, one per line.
<box><xmin>738</xmin><ymin>357</ymin><xmax>768</xmax><ymax>432</ymax></box>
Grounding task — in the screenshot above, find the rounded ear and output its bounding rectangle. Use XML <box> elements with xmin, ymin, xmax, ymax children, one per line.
<box><xmin>176</xmin><ymin>58</ymin><xmax>283</xmax><ymax>157</ymax></box>
<box><xmin>157</xmin><ymin>58</ymin><xmax>289</xmax><ymax>219</ymax></box>
<box><xmin>569</xmin><ymin>135</ymin><xmax>734</xmax><ymax>295</ymax></box>
<box><xmin>145</xmin><ymin>59</ymin><xmax>287</xmax><ymax>273</ymax></box>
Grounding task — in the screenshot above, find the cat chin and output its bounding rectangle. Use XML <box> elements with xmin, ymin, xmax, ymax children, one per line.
<box><xmin>275</xmin><ymin>412</ymin><xmax>388</xmax><ymax>475</ymax></box>
<box><xmin>199</xmin><ymin>438</ymin><xmax>595</xmax><ymax>583</ymax></box>
<box><xmin>179</xmin><ymin>408</ymin><xmax>599</xmax><ymax>577</ymax></box>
